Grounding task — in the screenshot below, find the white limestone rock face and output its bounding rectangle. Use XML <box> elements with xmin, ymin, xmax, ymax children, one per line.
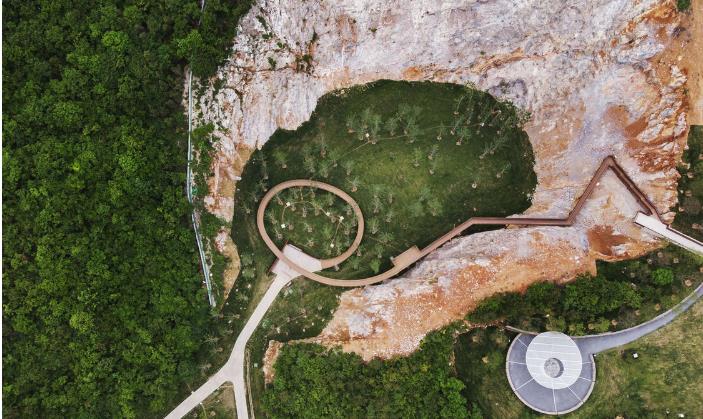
<box><xmin>194</xmin><ymin>0</ymin><xmax>692</xmax><ymax>359</ymax></box>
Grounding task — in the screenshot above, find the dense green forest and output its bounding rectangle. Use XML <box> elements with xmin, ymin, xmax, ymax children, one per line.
<box><xmin>263</xmin><ymin>326</ymin><xmax>481</xmax><ymax>419</ymax></box>
<box><xmin>2</xmin><ymin>1</ymin><xmax>251</xmax><ymax>417</ymax></box>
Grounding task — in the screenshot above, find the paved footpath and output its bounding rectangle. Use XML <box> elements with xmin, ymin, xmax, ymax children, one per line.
<box><xmin>165</xmin><ymin>246</ymin><xmax>321</xmax><ymax>419</ymax></box>
<box><xmin>574</xmin><ymin>281</ymin><xmax>703</xmax><ymax>355</ymax></box>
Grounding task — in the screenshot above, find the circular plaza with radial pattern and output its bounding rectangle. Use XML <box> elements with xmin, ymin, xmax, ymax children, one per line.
<box><xmin>506</xmin><ymin>332</ymin><xmax>596</xmax><ymax>415</ymax></box>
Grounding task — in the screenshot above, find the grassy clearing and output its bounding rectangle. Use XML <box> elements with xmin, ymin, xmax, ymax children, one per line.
<box><xmin>185</xmin><ymin>382</ymin><xmax>236</xmax><ymax>419</ymax></box>
<box><xmin>580</xmin><ymin>302</ymin><xmax>703</xmax><ymax>418</ymax></box>
<box><xmin>672</xmin><ymin>125</ymin><xmax>703</xmax><ymax>241</ymax></box>
<box><xmin>232</xmin><ymin>80</ymin><xmax>536</xmax><ymax>417</ymax></box>
<box><xmin>190</xmin><ymin>80</ymin><xmax>537</xmax><ymax>389</ymax></box>
<box><xmin>248</xmin><ymin>278</ymin><xmax>343</xmax><ymax>417</ymax></box>
<box><xmin>264</xmin><ymin>187</ymin><xmax>357</xmax><ymax>260</ymax></box>
<box><xmin>454</xmin><ymin>301</ymin><xmax>703</xmax><ymax>418</ymax></box>
<box><xmin>233</xmin><ymin>80</ymin><xmax>536</xmax><ymax>283</ymax></box>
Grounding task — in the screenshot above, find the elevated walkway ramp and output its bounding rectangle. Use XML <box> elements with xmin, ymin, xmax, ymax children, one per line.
<box><xmin>634</xmin><ymin>212</ymin><xmax>703</xmax><ymax>255</ymax></box>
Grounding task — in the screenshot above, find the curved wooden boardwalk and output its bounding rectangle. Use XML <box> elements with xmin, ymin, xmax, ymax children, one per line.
<box><xmin>257</xmin><ymin>156</ymin><xmax>663</xmax><ymax>287</ymax></box>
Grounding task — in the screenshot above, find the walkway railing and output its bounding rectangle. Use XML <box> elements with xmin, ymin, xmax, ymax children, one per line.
<box><xmin>186</xmin><ymin>0</ymin><xmax>215</xmax><ymax>310</ymax></box>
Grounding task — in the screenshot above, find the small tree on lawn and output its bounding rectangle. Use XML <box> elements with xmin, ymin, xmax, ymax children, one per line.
<box><xmin>317</xmin><ymin>160</ymin><xmax>331</xmax><ymax>178</ymax></box>
<box><xmin>323</xmin><ymin>193</ymin><xmax>335</xmax><ymax>207</ymax></box>
<box><xmin>266</xmin><ymin>211</ymin><xmax>277</xmax><ymax>225</ymax></box>
<box><xmin>429</xmin><ymin>159</ymin><xmax>438</xmax><ymax>175</ymax></box>
<box><xmin>412</xmin><ymin>147</ymin><xmax>422</xmax><ymax>167</ymax></box>
<box><xmin>347</xmin><ymin>177</ymin><xmax>361</xmax><ymax>193</ymax></box>
<box><xmin>240</xmin><ymin>253</ymin><xmax>254</xmax><ymax>266</ymax></box>
<box><xmin>345</xmin><ymin>115</ymin><xmax>358</xmax><ymax>133</ymax></box>
<box><xmin>370</xmin><ymin>259</ymin><xmax>381</xmax><ymax>274</ymax></box>
<box><xmin>273</xmin><ymin>149</ymin><xmax>287</xmax><ymax>169</ymax></box>
<box><xmin>322</xmin><ymin>225</ymin><xmax>333</xmax><ymax>241</ymax></box>
<box><xmin>242</xmin><ymin>267</ymin><xmax>256</xmax><ymax>280</ymax></box>
<box><xmin>379</xmin><ymin>231</ymin><xmax>394</xmax><ymax>245</ymax></box>
<box><xmin>369</xmin><ymin>218</ymin><xmax>380</xmax><ymax>235</ymax></box>
<box><xmin>385</xmin><ymin>115</ymin><xmax>399</xmax><ymax>136</ymax></box>
<box><xmin>328</xmin><ymin>148</ymin><xmax>341</xmax><ymax>168</ymax></box>
<box><xmin>428</xmin><ymin>144</ymin><xmax>439</xmax><ymax>160</ymax></box>
<box><xmin>373</xmin><ymin>243</ymin><xmax>384</xmax><ymax>259</ymax></box>
<box><xmin>410</xmin><ymin>201</ymin><xmax>424</xmax><ymax>218</ymax></box>
<box><xmin>372</xmin><ymin>195</ymin><xmax>382</xmax><ymax>214</ymax></box>
<box><xmin>384</xmin><ymin>209</ymin><xmax>395</xmax><ymax>223</ymax></box>
<box><xmin>428</xmin><ymin>198</ymin><xmax>442</xmax><ymax>216</ymax></box>
<box><xmin>342</xmin><ymin>160</ymin><xmax>354</xmax><ymax>176</ymax></box>
<box><xmin>311</xmin><ymin>198</ymin><xmax>322</xmax><ymax>215</ymax></box>
<box><xmin>316</xmin><ymin>134</ymin><xmax>328</xmax><ymax>158</ymax></box>
<box><xmin>496</xmin><ymin>162</ymin><xmax>511</xmax><ymax>179</ymax></box>
<box><xmin>304</xmin><ymin>155</ymin><xmax>316</xmax><ymax>176</ymax></box>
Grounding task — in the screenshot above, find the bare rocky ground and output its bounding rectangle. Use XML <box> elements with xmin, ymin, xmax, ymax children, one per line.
<box><xmin>191</xmin><ymin>0</ymin><xmax>700</xmax><ymax>362</ymax></box>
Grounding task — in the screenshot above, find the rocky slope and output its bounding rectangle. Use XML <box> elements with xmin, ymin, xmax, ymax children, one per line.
<box><xmin>193</xmin><ymin>0</ymin><xmax>696</xmax><ymax>359</ymax></box>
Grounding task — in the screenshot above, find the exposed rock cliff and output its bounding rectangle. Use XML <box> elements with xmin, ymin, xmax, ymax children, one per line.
<box><xmin>193</xmin><ymin>0</ymin><xmax>696</xmax><ymax>359</ymax></box>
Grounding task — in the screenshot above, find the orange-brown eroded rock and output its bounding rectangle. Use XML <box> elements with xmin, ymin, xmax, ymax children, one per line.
<box><xmin>262</xmin><ymin>340</ymin><xmax>284</xmax><ymax>384</ymax></box>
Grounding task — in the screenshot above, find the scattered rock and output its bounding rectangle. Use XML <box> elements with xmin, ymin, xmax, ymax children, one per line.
<box><xmin>262</xmin><ymin>340</ymin><xmax>284</xmax><ymax>384</ymax></box>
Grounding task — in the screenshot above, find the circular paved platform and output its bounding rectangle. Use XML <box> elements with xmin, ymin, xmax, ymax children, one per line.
<box><xmin>506</xmin><ymin>332</ymin><xmax>595</xmax><ymax>415</ymax></box>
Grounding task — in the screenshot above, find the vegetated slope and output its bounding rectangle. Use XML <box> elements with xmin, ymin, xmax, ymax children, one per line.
<box><xmin>672</xmin><ymin>125</ymin><xmax>703</xmax><ymax>241</ymax></box>
<box><xmin>263</xmin><ymin>326</ymin><xmax>478</xmax><ymax>419</ymax></box>
<box><xmin>2</xmin><ymin>1</ymin><xmax>251</xmax><ymax>417</ymax></box>
<box><xmin>260</xmin><ymin>245</ymin><xmax>701</xmax><ymax>418</ymax></box>
<box><xmin>468</xmin><ymin>245</ymin><xmax>703</xmax><ymax>335</ymax></box>
<box><xmin>454</xmin><ymin>281</ymin><xmax>703</xmax><ymax>418</ymax></box>
<box><xmin>230</xmin><ymin>80</ymin><xmax>536</xmax><ymax>288</ymax></box>
<box><xmin>230</xmin><ymin>79</ymin><xmax>535</xmax><ymax>417</ymax></box>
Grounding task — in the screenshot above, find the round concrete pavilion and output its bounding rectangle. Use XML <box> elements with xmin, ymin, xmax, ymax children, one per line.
<box><xmin>506</xmin><ymin>331</ymin><xmax>596</xmax><ymax>415</ymax></box>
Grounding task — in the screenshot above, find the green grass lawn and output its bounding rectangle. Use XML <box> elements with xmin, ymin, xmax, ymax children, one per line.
<box><xmin>232</xmin><ymin>80</ymin><xmax>536</xmax><ymax>284</ymax></box>
<box><xmin>185</xmin><ymin>382</ymin><xmax>236</xmax><ymax>419</ymax></box>
<box><xmin>672</xmin><ymin>125</ymin><xmax>703</xmax><ymax>241</ymax></box>
<box><xmin>579</xmin><ymin>301</ymin><xmax>703</xmax><ymax>418</ymax></box>
<box><xmin>454</xmin><ymin>300</ymin><xmax>703</xmax><ymax>418</ymax></box>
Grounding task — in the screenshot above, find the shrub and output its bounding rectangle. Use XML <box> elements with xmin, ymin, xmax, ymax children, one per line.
<box><xmin>651</xmin><ymin>268</ymin><xmax>675</xmax><ymax>287</ymax></box>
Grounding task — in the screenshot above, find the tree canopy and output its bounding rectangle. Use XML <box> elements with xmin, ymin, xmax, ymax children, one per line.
<box><xmin>263</xmin><ymin>327</ymin><xmax>472</xmax><ymax>419</ymax></box>
<box><xmin>3</xmin><ymin>0</ymin><xmax>251</xmax><ymax>417</ymax></box>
